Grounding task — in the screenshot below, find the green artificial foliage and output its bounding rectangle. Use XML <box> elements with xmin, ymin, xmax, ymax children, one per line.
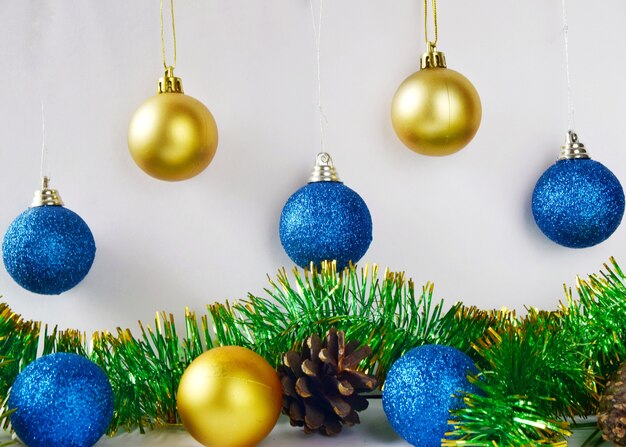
<box><xmin>208</xmin><ymin>264</ymin><xmax>496</xmax><ymax>378</ymax></box>
<box><xmin>91</xmin><ymin>311</ymin><xmax>215</xmax><ymax>433</ymax></box>
<box><xmin>0</xmin><ymin>259</ymin><xmax>624</xmax><ymax>446</ymax></box>
<box><xmin>0</xmin><ymin>310</ymin><xmax>39</xmax><ymax>430</ymax></box>
<box><xmin>446</xmin><ymin>258</ymin><xmax>626</xmax><ymax>446</ymax></box>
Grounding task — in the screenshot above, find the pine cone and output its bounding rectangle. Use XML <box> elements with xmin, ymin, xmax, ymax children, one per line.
<box><xmin>278</xmin><ymin>328</ymin><xmax>378</xmax><ymax>436</ymax></box>
<box><xmin>599</xmin><ymin>362</ymin><xmax>626</xmax><ymax>446</ymax></box>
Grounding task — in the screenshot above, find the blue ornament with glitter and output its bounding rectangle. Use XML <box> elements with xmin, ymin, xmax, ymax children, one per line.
<box><xmin>9</xmin><ymin>352</ymin><xmax>114</xmax><ymax>447</ymax></box>
<box><xmin>279</xmin><ymin>153</ymin><xmax>372</xmax><ymax>269</ymax></box>
<box><xmin>2</xmin><ymin>177</ymin><xmax>96</xmax><ymax>295</ymax></box>
<box><xmin>382</xmin><ymin>345</ymin><xmax>478</xmax><ymax>447</ymax></box>
<box><xmin>532</xmin><ymin>131</ymin><xmax>624</xmax><ymax>248</ymax></box>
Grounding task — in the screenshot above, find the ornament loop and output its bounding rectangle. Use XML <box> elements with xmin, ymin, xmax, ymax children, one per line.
<box><xmin>559</xmin><ymin>130</ymin><xmax>590</xmax><ymax>160</ymax></box>
<box><xmin>309</xmin><ymin>152</ymin><xmax>341</xmax><ymax>183</ymax></box>
<box><xmin>31</xmin><ymin>176</ymin><xmax>64</xmax><ymax>207</ymax></box>
<box><xmin>420</xmin><ymin>0</ymin><xmax>445</xmax><ymax>69</ymax></box>
<box><xmin>423</xmin><ymin>0</ymin><xmax>438</xmax><ymax>47</ymax></box>
<box><xmin>160</xmin><ymin>0</ymin><xmax>177</xmax><ymax>70</ymax></box>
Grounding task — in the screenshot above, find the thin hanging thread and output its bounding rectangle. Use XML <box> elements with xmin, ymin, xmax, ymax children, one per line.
<box><xmin>160</xmin><ymin>0</ymin><xmax>177</xmax><ymax>69</ymax></box>
<box><xmin>561</xmin><ymin>0</ymin><xmax>575</xmax><ymax>130</ymax></box>
<box><xmin>39</xmin><ymin>102</ymin><xmax>49</xmax><ymax>182</ymax></box>
<box><xmin>424</xmin><ymin>0</ymin><xmax>438</xmax><ymax>46</ymax></box>
<box><xmin>309</xmin><ymin>0</ymin><xmax>327</xmax><ymax>153</ymax></box>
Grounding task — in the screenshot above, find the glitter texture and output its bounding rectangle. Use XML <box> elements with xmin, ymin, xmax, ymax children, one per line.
<box><xmin>279</xmin><ymin>181</ymin><xmax>372</xmax><ymax>269</ymax></box>
<box><xmin>532</xmin><ymin>159</ymin><xmax>625</xmax><ymax>248</ymax></box>
<box><xmin>9</xmin><ymin>353</ymin><xmax>114</xmax><ymax>447</ymax></box>
<box><xmin>382</xmin><ymin>345</ymin><xmax>478</xmax><ymax>447</ymax></box>
<box><xmin>2</xmin><ymin>205</ymin><xmax>96</xmax><ymax>295</ymax></box>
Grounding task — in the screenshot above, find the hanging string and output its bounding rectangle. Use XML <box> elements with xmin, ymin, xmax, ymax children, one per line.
<box><xmin>561</xmin><ymin>0</ymin><xmax>575</xmax><ymax>131</ymax></box>
<box><xmin>39</xmin><ymin>102</ymin><xmax>50</xmax><ymax>182</ymax></box>
<box><xmin>424</xmin><ymin>0</ymin><xmax>438</xmax><ymax>47</ymax></box>
<box><xmin>309</xmin><ymin>0</ymin><xmax>327</xmax><ymax>152</ymax></box>
<box><xmin>160</xmin><ymin>0</ymin><xmax>177</xmax><ymax>70</ymax></box>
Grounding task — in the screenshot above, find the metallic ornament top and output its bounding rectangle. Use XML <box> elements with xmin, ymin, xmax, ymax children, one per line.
<box><xmin>158</xmin><ymin>66</ymin><xmax>184</xmax><ymax>94</ymax></box>
<box><xmin>420</xmin><ymin>42</ymin><xmax>447</xmax><ymax>69</ymax></box>
<box><xmin>309</xmin><ymin>152</ymin><xmax>341</xmax><ymax>183</ymax></box>
<box><xmin>559</xmin><ymin>130</ymin><xmax>590</xmax><ymax>160</ymax></box>
<box><xmin>31</xmin><ymin>176</ymin><xmax>63</xmax><ymax>207</ymax></box>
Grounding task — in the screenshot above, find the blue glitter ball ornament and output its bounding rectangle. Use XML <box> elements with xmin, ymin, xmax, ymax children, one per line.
<box><xmin>279</xmin><ymin>153</ymin><xmax>372</xmax><ymax>269</ymax></box>
<box><xmin>3</xmin><ymin>178</ymin><xmax>96</xmax><ymax>295</ymax></box>
<box><xmin>382</xmin><ymin>345</ymin><xmax>478</xmax><ymax>447</ymax></box>
<box><xmin>9</xmin><ymin>352</ymin><xmax>114</xmax><ymax>447</ymax></box>
<box><xmin>532</xmin><ymin>132</ymin><xmax>624</xmax><ymax>248</ymax></box>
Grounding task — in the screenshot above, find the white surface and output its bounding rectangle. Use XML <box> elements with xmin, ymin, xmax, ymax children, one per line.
<box><xmin>0</xmin><ymin>399</ymin><xmax>610</xmax><ymax>446</ymax></box>
<box><xmin>0</xmin><ymin>2</ymin><xmax>625</xmax><ymax>331</ymax></box>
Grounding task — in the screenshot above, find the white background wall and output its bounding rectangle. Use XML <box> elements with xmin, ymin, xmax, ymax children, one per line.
<box><xmin>0</xmin><ymin>0</ymin><xmax>623</xmax><ymax>333</ymax></box>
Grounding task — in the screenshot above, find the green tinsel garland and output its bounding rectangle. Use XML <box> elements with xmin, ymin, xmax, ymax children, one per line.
<box><xmin>1</xmin><ymin>258</ymin><xmax>625</xmax><ymax>446</ymax></box>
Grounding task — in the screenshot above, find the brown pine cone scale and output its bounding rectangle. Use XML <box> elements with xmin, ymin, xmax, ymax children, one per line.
<box><xmin>599</xmin><ymin>362</ymin><xmax>626</xmax><ymax>446</ymax></box>
<box><xmin>278</xmin><ymin>328</ymin><xmax>378</xmax><ymax>436</ymax></box>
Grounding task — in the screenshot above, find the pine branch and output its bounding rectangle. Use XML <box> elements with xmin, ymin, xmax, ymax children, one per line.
<box><xmin>445</xmin><ymin>379</ymin><xmax>571</xmax><ymax>446</ymax></box>
<box><xmin>447</xmin><ymin>300</ymin><xmax>599</xmax><ymax>445</ymax></box>
<box><xmin>0</xmin><ymin>304</ymin><xmax>40</xmax><ymax>430</ymax></box>
<box><xmin>560</xmin><ymin>257</ymin><xmax>626</xmax><ymax>397</ymax></box>
<box><xmin>0</xmin><ymin>358</ymin><xmax>17</xmax><ymax>434</ymax></box>
<box><xmin>0</xmin><ymin>258</ymin><xmax>624</xmax><ymax>441</ymax></box>
<box><xmin>209</xmin><ymin>263</ymin><xmax>469</xmax><ymax>380</ymax></box>
<box><xmin>90</xmin><ymin>309</ymin><xmax>212</xmax><ymax>434</ymax></box>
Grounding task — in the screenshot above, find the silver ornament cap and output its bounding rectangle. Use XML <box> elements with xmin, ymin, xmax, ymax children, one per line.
<box><xmin>309</xmin><ymin>152</ymin><xmax>342</xmax><ymax>183</ymax></box>
<box><xmin>31</xmin><ymin>176</ymin><xmax>64</xmax><ymax>207</ymax></box>
<box><xmin>559</xmin><ymin>130</ymin><xmax>590</xmax><ymax>160</ymax></box>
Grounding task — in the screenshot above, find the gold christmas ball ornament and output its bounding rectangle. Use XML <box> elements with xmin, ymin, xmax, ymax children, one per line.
<box><xmin>391</xmin><ymin>44</ymin><xmax>481</xmax><ymax>156</ymax></box>
<box><xmin>128</xmin><ymin>67</ymin><xmax>218</xmax><ymax>181</ymax></box>
<box><xmin>176</xmin><ymin>346</ymin><xmax>282</xmax><ymax>447</ymax></box>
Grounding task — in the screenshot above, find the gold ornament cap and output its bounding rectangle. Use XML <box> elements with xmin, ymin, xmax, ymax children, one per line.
<box><xmin>420</xmin><ymin>42</ymin><xmax>447</xmax><ymax>69</ymax></box>
<box><xmin>559</xmin><ymin>130</ymin><xmax>590</xmax><ymax>160</ymax></box>
<box><xmin>158</xmin><ymin>66</ymin><xmax>184</xmax><ymax>94</ymax></box>
<box><xmin>31</xmin><ymin>176</ymin><xmax>64</xmax><ymax>207</ymax></box>
<box><xmin>309</xmin><ymin>152</ymin><xmax>342</xmax><ymax>183</ymax></box>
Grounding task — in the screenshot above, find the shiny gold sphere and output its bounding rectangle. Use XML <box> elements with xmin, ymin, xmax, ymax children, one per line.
<box><xmin>391</xmin><ymin>67</ymin><xmax>481</xmax><ymax>156</ymax></box>
<box><xmin>128</xmin><ymin>92</ymin><xmax>218</xmax><ymax>181</ymax></box>
<box><xmin>177</xmin><ymin>346</ymin><xmax>283</xmax><ymax>447</ymax></box>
